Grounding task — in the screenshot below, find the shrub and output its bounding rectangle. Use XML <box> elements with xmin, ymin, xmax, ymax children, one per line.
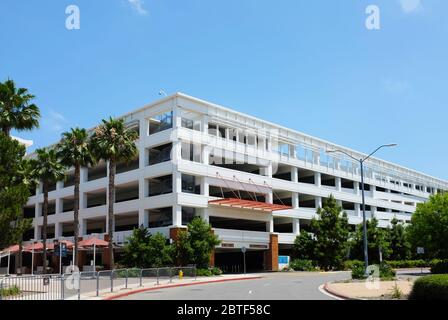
<box><xmin>379</xmin><ymin>263</ymin><xmax>396</xmax><ymax>279</ymax></box>
<box><xmin>409</xmin><ymin>274</ymin><xmax>448</xmax><ymax>300</ymax></box>
<box><xmin>289</xmin><ymin>259</ymin><xmax>317</xmax><ymax>271</ymax></box>
<box><xmin>0</xmin><ymin>285</ymin><xmax>20</xmax><ymax>297</ymax></box>
<box><xmin>385</xmin><ymin>260</ymin><xmax>428</xmax><ymax>269</ymax></box>
<box><xmin>343</xmin><ymin>260</ymin><xmax>363</xmax><ymax>271</ymax></box>
<box><xmin>351</xmin><ymin>261</ymin><xmax>366</xmax><ymax>280</ymax></box>
<box><xmin>430</xmin><ymin>260</ymin><xmax>448</xmax><ymax>274</ymax></box>
<box><xmin>196</xmin><ymin>268</ymin><xmax>213</xmax><ymax>277</ymax></box>
<box><xmin>210</xmin><ymin>267</ymin><xmax>223</xmax><ymax>276</ymax></box>
<box><xmin>351</xmin><ymin>262</ymin><xmax>396</xmax><ymax>280</ymax></box>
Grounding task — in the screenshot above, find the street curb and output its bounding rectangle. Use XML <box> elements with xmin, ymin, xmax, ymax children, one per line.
<box><xmin>102</xmin><ymin>276</ymin><xmax>263</xmax><ymax>300</ymax></box>
<box><xmin>323</xmin><ymin>282</ymin><xmax>359</xmax><ymax>300</ymax></box>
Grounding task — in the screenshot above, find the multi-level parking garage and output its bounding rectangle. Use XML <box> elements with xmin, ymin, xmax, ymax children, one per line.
<box><xmin>21</xmin><ymin>93</ymin><xmax>448</xmax><ymax>272</ymax></box>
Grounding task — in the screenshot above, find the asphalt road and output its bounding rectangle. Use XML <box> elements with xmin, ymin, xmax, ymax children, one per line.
<box><xmin>118</xmin><ymin>271</ymin><xmax>351</xmax><ymax>300</ymax></box>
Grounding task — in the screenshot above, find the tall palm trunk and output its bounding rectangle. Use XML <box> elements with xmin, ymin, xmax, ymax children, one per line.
<box><xmin>73</xmin><ymin>164</ymin><xmax>80</xmax><ymax>267</ymax></box>
<box><xmin>107</xmin><ymin>160</ymin><xmax>116</xmax><ymax>269</ymax></box>
<box><xmin>42</xmin><ymin>183</ymin><xmax>48</xmax><ymax>275</ymax></box>
<box><xmin>2</xmin><ymin>126</ymin><xmax>11</xmax><ymax>136</ymax></box>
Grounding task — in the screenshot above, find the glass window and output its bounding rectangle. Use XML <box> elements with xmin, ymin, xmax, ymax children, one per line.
<box><xmin>182</xmin><ymin>174</ymin><xmax>200</xmax><ymax>194</ymax></box>
<box><xmin>148</xmin><ymin>207</ymin><xmax>172</xmax><ymax>228</ymax></box>
<box><xmin>148</xmin><ymin>111</ymin><xmax>173</xmax><ymax>135</ymax></box>
<box><xmin>182</xmin><ymin>207</ymin><xmax>197</xmax><ymax>226</ymax></box>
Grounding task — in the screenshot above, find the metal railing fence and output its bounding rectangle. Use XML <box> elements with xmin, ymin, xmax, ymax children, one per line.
<box><xmin>0</xmin><ymin>266</ymin><xmax>196</xmax><ymax>300</ymax></box>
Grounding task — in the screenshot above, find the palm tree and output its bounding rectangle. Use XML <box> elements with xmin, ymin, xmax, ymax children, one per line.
<box><xmin>16</xmin><ymin>158</ymin><xmax>38</xmax><ymax>273</ymax></box>
<box><xmin>30</xmin><ymin>148</ymin><xmax>66</xmax><ymax>274</ymax></box>
<box><xmin>57</xmin><ymin>128</ymin><xmax>95</xmax><ymax>267</ymax></box>
<box><xmin>0</xmin><ymin>79</ymin><xmax>40</xmax><ymax>136</ymax></box>
<box><xmin>90</xmin><ymin>118</ymin><xmax>138</xmax><ymax>268</ymax></box>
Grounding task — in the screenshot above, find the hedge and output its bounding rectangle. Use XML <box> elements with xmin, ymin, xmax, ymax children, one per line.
<box><xmin>430</xmin><ymin>260</ymin><xmax>448</xmax><ymax>274</ymax></box>
<box><xmin>289</xmin><ymin>259</ymin><xmax>317</xmax><ymax>271</ymax></box>
<box><xmin>409</xmin><ymin>274</ymin><xmax>448</xmax><ymax>300</ymax></box>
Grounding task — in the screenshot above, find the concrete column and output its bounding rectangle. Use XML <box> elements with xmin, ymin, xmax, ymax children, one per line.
<box><xmin>173</xmin><ymin>170</ymin><xmax>182</xmax><ymax>194</ymax></box>
<box><xmin>79</xmin><ymin>219</ymin><xmax>87</xmax><ymax>236</ymax></box>
<box><xmin>292</xmin><ymin>192</ymin><xmax>299</xmax><ymax>209</ymax></box>
<box><xmin>202</xmin><ymin>145</ymin><xmax>210</xmax><ymax>165</ymax></box>
<box><xmin>55</xmin><ymin>222</ymin><xmax>62</xmax><ymax>238</ymax></box>
<box><xmin>80</xmin><ymin>167</ymin><xmax>88</xmax><ymax>183</ymax></box>
<box><xmin>354</xmin><ymin>181</ymin><xmax>360</xmax><ymax>195</ymax></box>
<box><xmin>56</xmin><ymin>181</ymin><xmax>63</xmax><ymax>190</ymax></box>
<box><xmin>34</xmin><ymin>224</ymin><xmax>41</xmax><ymax>241</ymax></box>
<box><xmin>139</xmin><ymin>178</ymin><xmax>146</xmax><ymax>199</ymax></box>
<box><xmin>55</xmin><ymin>198</ymin><xmax>62</xmax><ymax>214</ymax></box>
<box><xmin>314</xmin><ymin>172</ymin><xmax>321</xmax><ymax>187</ymax></box>
<box><xmin>292</xmin><ymin>218</ymin><xmax>300</xmax><ymax>235</ymax></box>
<box><xmin>291</xmin><ymin>167</ymin><xmax>298</xmax><ymax>183</ymax></box>
<box><xmin>355</xmin><ymin>203</ymin><xmax>361</xmax><ymax>217</ymax></box>
<box><xmin>266</xmin><ymin>216</ymin><xmax>274</xmax><ymax>233</ymax></box>
<box><xmin>371</xmin><ymin>206</ymin><xmax>376</xmax><ymax>218</ymax></box>
<box><xmin>200</xmin><ymin>208</ymin><xmax>210</xmax><ymax>224</ymax></box>
<box><xmin>335</xmin><ymin>177</ymin><xmax>342</xmax><ymax>192</ymax></box>
<box><xmin>315</xmin><ymin>196</ymin><xmax>322</xmax><ymax>209</ymax></box>
<box><xmin>172</xmin><ymin>205</ymin><xmax>182</xmax><ymax>227</ymax></box>
<box><xmin>266</xmin><ymin>191</ymin><xmax>273</xmax><ymax>204</ymax></box>
<box><xmin>138</xmin><ymin>208</ymin><xmax>148</xmax><ymax>228</ymax></box>
<box><xmin>34</xmin><ymin>203</ymin><xmax>39</xmax><ymax>218</ymax></box>
<box><xmin>201</xmin><ymin>177</ymin><xmax>209</xmax><ymax>197</ymax></box>
<box><xmin>313</xmin><ymin>151</ymin><xmax>320</xmax><ymax>165</ymax></box>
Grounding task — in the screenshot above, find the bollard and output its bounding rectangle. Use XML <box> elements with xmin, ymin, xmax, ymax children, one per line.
<box><xmin>96</xmin><ymin>272</ymin><xmax>100</xmax><ymax>297</ymax></box>
<box><xmin>110</xmin><ymin>271</ymin><xmax>114</xmax><ymax>292</ymax></box>
<box><xmin>139</xmin><ymin>269</ymin><xmax>143</xmax><ymax>287</ymax></box>
<box><xmin>125</xmin><ymin>269</ymin><xmax>128</xmax><ymax>289</ymax></box>
<box><xmin>77</xmin><ymin>273</ymin><xmax>81</xmax><ymax>300</ymax></box>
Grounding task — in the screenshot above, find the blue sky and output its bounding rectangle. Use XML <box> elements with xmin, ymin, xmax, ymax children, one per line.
<box><xmin>0</xmin><ymin>0</ymin><xmax>447</xmax><ymax>180</ymax></box>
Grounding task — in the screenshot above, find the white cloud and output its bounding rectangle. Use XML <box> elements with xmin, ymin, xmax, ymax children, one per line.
<box><xmin>398</xmin><ymin>0</ymin><xmax>422</xmax><ymax>14</ymax></box>
<box><xmin>41</xmin><ymin>110</ymin><xmax>68</xmax><ymax>132</ymax></box>
<box><xmin>128</xmin><ymin>0</ymin><xmax>148</xmax><ymax>16</ymax></box>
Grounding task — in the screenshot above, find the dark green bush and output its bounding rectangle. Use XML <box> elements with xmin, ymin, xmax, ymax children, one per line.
<box><xmin>351</xmin><ymin>262</ymin><xmax>396</xmax><ymax>280</ymax></box>
<box><xmin>351</xmin><ymin>261</ymin><xmax>366</xmax><ymax>279</ymax></box>
<box><xmin>385</xmin><ymin>260</ymin><xmax>428</xmax><ymax>269</ymax></box>
<box><xmin>379</xmin><ymin>263</ymin><xmax>396</xmax><ymax>279</ymax></box>
<box><xmin>289</xmin><ymin>259</ymin><xmax>317</xmax><ymax>271</ymax></box>
<box><xmin>409</xmin><ymin>275</ymin><xmax>448</xmax><ymax>300</ymax></box>
<box><xmin>430</xmin><ymin>260</ymin><xmax>448</xmax><ymax>274</ymax></box>
<box><xmin>210</xmin><ymin>267</ymin><xmax>223</xmax><ymax>275</ymax></box>
<box><xmin>196</xmin><ymin>268</ymin><xmax>213</xmax><ymax>277</ymax></box>
<box><xmin>343</xmin><ymin>260</ymin><xmax>363</xmax><ymax>271</ymax></box>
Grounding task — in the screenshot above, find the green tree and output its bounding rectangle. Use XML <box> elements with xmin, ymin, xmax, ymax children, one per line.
<box><xmin>90</xmin><ymin>118</ymin><xmax>138</xmax><ymax>268</ymax></box>
<box><xmin>30</xmin><ymin>148</ymin><xmax>66</xmax><ymax>273</ymax></box>
<box><xmin>292</xmin><ymin>230</ymin><xmax>315</xmax><ymax>260</ymax></box>
<box><xmin>0</xmin><ymin>79</ymin><xmax>40</xmax><ymax>136</ymax></box>
<box><xmin>173</xmin><ymin>230</ymin><xmax>194</xmax><ymax>266</ymax></box>
<box><xmin>0</xmin><ymin>133</ymin><xmax>33</xmax><ymax>249</ymax></box>
<box><xmin>350</xmin><ymin>218</ymin><xmax>391</xmax><ymax>263</ymax></box>
<box><xmin>57</xmin><ymin>128</ymin><xmax>95</xmax><ymax>266</ymax></box>
<box><xmin>311</xmin><ymin>195</ymin><xmax>350</xmax><ymax>270</ymax></box>
<box><xmin>122</xmin><ymin>227</ymin><xmax>172</xmax><ymax>268</ymax></box>
<box><xmin>173</xmin><ymin>217</ymin><xmax>220</xmax><ymax>268</ymax></box>
<box><xmin>407</xmin><ymin>193</ymin><xmax>448</xmax><ymax>259</ymax></box>
<box><xmin>386</xmin><ymin>217</ymin><xmax>411</xmax><ymax>260</ymax></box>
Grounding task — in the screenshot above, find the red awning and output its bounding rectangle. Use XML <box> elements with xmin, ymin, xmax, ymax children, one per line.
<box><xmin>1</xmin><ymin>244</ymin><xmax>20</xmax><ymax>254</ymax></box>
<box><xmin>208</xmin><ymin>198</ymin><xmax>292</xmax><ymax>212</ymax></box>
<box><xmin>78</xmin><ymin>237</ymin><xmax>109</xmax><ymax>248</ymax></box>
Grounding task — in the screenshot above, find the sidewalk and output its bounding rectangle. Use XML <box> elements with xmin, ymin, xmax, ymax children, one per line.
<box><xmin>83</xmin><ymin>274</ymin><xmax>263</xmax><ymax>300</ymax></box>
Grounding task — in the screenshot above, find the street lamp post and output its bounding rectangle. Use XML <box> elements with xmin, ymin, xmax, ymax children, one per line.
<box><xmin>327</xmin><ymin>144</ymin><xmax>397</xmax><ymax>274</ymax></box>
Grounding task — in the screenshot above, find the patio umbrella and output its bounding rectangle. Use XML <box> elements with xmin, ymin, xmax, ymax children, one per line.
<box><xmin>78</xmin><ymin>237</ymin><xmax>108</xmax><ymax>271</ymax></box>
<box><xmin>0</xmin><ymin>245</ymin><xmax>20</xmax><ymax>275</ymax></box>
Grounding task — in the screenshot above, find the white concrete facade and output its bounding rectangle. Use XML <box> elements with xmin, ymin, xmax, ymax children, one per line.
<box><xmin>23</xmin><ymin>93</ymin><xmax>448</xmax><ymax>251</ymax></box>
